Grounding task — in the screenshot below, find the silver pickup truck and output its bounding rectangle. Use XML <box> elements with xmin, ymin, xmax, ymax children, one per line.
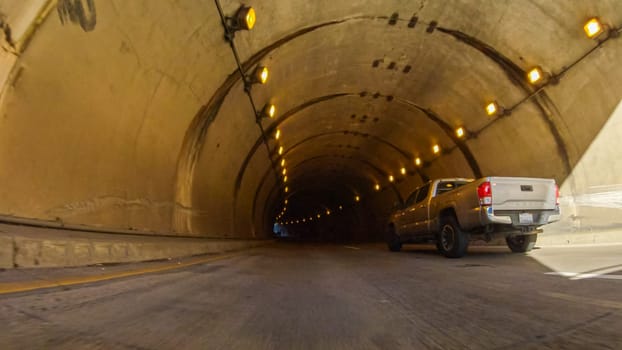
<box><xmin>387</xmin><ymin>177</ymin><xmax>561</xmax><ymax>258</ymax></box>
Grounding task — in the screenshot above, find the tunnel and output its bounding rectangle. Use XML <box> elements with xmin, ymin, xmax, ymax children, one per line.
<box><xmin>0</xmin><ymin>0</ymin><xmax>621</xmax><ymax>245</ymax></box>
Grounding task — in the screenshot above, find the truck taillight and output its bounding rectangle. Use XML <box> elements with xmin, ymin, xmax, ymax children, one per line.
<box><xmin>555</xmin><ymin>184</ymin><xmax>560</xmax><ymax>206</ymax></box>
<box><xmin>478</xmin><ymin>181</ymin><xmax>492</xmax><ymax>206</ymax></box>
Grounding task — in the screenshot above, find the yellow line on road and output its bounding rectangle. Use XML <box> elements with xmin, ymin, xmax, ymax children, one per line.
<box><xmin>0</xmin><ymin>253</ymin><xmax>238</xmax><ymax>295</ymax></box>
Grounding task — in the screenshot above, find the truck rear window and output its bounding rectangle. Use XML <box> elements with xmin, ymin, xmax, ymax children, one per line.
<box><xmin>436</xmin><ymin>181</ymin><xmax>469</xmax><ymax>195</ymax></box>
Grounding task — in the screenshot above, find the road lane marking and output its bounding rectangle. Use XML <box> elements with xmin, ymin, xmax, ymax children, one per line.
<box><xmin>540</xmin><ymin>291</ymin><xmax>622</xmax><ymax>309</ymax></box>
<box><xmin>0</xmin><ymin>253</ymin><xmax>239</xmax><ymax>295</ymax></box>
<box><xmin>343</xmin><ymin>246</ymin><xmax>360</xmax><ymax>250</ymax></box>
<box><xmin>545</xmin><ymin>271</ymin><xmax>622</xmax><ymax>280</ymax></box>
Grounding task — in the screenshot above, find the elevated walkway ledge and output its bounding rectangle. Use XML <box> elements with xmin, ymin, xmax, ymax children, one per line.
<box><xmin>0</xmin><ymin>223</ymin><xmax>271</xmax><ymax>269</ymax></box>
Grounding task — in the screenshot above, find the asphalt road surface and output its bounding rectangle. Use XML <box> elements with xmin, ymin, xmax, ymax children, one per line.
<box><xmin>0</xmin><ymin>243</ymin><xmax>621</xmax><ymax>349</ymax></box>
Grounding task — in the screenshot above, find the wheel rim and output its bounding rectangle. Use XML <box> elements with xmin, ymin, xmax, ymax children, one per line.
<box><xmin>441</xmin><ymin>224</ymin><xmax>455</xmax><ymax>251</ymax></box>
<box><xmin>509</xmin><ymin>236</ymin><xmax>525</xmax><ymax>246</ymax></box>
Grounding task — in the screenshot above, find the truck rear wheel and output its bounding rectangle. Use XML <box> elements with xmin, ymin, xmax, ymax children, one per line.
<box><xmin>386</xmin><ymin>225</ymin><xmax>402</xmax><ymax>252</ymax></box>
<box><xmin>506</xmin><ymin>234</ymin><xmax>537</xmax><ymax>253</ymax></box>
<box><xmin>438</xmin><ymin>216</ymin><xmax>469</xmax><ymax>258</ymax></box>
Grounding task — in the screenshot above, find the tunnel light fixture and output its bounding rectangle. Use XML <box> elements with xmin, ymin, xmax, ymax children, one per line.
<box><xmin>389</xmin><ymin>175</ymin><xmax>394</xmax><ymax>182</ymax></box>
<box><xmin>302</xmin><ymin>218</ymin><xmax>306</xmax><ymax>222</ymax></box>
<box><xmin>275</xmin><ymin>129</ymin><xmax>281</xmax><ymax>140</ymax></box>
<box><xmin>259</xmin><ymin>104</ymin><xmax>276</xmax><ymax>119</ymax></box>
<box><xmin>415</xmin><ymin>157</ymin><xmax>422</xmax><ymax>166</ymax></box>
<box><xmin>317</xmin><ymin>214</ymin><xmax>321</xmax><ymax>218</ymax></box>
<box><xmin>375</xmin><ymin>183</ymin><xmax>380</xmax><ymax>191</ymax></box>
<box><xmin>456</xmin><ymin>127</ymin><xmax>465</xmax><ymax>138</ymax></box>
<box><xmin>355</xmin><ymin>195</ymin><xmax>360</xmax><ymax>202</ymax></box>
<box><xmin>278</xmin><ymin>146</ymin><xmax>283</xmax><ymax>155</ymax></box>
<box><xmin>584</xmin><ymin>17</ymin><xmax>604</xmax><ymax>38</ymax></box>
<box><xmin>309</xmin><ymin>217</ymin><xmax>313</xmax><ymax>221</ymax></box>
<box><xmin>229</xmin><ymin>6</ymin><xmax>256</xmax><ymax>31</ymax></box>
<box><xmin>284</xmin><ymin>199</ymin><xmax>288</xmax><ymax>204</ymax></box>
<box><xmin>282</xmin><ymin>168</ymin><xmax>287</xmax><ymax>175</ymax></box>
<box><xmin>432</xmin><ymin>144</ymin><xmax>440</xmax><ymax>154</ymax></box>
<box><xmin>280</xmin><ymin>159</ymin><xmax>286</xmax><ymax>167</ymax></box>
<box><xmin>283</xmin><ymin>175</ymin><xmax>288</xmax><ymax>183</ymax></box>
<box><xmin>485</xmin><ymin>101</ymin><xmax>502</xmax><ymax>116</ymax></box>
<box><xmin>253</xmin><ymin>66</ymin><xmax>269</xmax><ymax>84</ymax></box>
<box><xmin>284</xmin><ymin>186</ymin><xmax>289</xmax><ymax>193</ymax></box>
<box><xmin>527</xmin><ymin>66</ymin><xmax>544</xmax><ymax>85</ymax></box>
<box><xmin>326</xmin><ymin>210</ymin><xmax>331</xmax><ymax>215</ymax></box>
<box><xmin>400</xmin><ymin>167</ymin><xmax>406</xmax><ymax>175</ymax></box>
<box><xmin>339</xmin><ymin>205</ymin><xmax>343</xmax><ymax>210</ymax></box>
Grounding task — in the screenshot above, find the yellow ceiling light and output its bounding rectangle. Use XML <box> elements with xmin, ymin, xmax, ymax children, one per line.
<box><xmin>317</xmin><ymin>214</ymin><xmax>321</xmax><ymax>218</ymax></box>
<box><xmin>355</xmin><ymin>195</ymin><xmax>360</xmax><ymax>202</ymax></box>
<box><xmin>241</xmin><ymin>6</ymin><xmax>256</xmax><ymax>30</ymax></box>
<box><xmin>283</xmin><ymin>175</ymin><xmax>288</xmax><ymax>183</ymax></box>
<box><xmin>456</xmin><ymin>127</ymin><xmax>465</xmax><ymax>138</ymax></box>
<box><xmin>267</xmin><ymin>104</ymin><xmax>276</xmax><ymax>118</ymax></box>
<box><xmin>302</xmin><ymin>218</ymin><xmax>306</xmax><ymax>222</ymax></box>
<box><xmin>282</xmin><ymin>168</ymin><xmax>287</xmax><ymax>175</ymax></box>
<box><xmin>309</xmin><ymin>217</ymin><xmax>313</xmax><ymax>221</ymax></box>
<box><xmin>284</xmin><ymin>186</ymin><xmax>289</xmax><ymax>193</ymax></box>
<box><xmin>278</xmin><ymin>146</ymin><xmax>283</xmax><ymax>155</ymax></box>
<box><xmin>584</xmin><ymin>17</ymin><xmax>603</xmax><ymax>38</ymax></box>
<box><xmin>326</xmin><ymin>210</ymin><xmax>331</xmax><ymax>215</ymax></box>
<box><xmin>375</xmin><ymin>184</ymin><xmax>380</xmax><ymax>191</ymax></box>
<box><xmin>400</xmin><ymin>167</ymin><xmax>406</xmax><ymax>175</ymax></box>
<box><xmin>527</xmin><ymin>66</ymin><xmax>543</xmax><ymax>84</ymax></box>
<box><xmin>415</xmin><ymin>157</ymin><xmax>422</xmax><ymax>166</ymax></box>
<box><xmin>275</xmin><ymin>129</ymin><xmax>281</xmax><ymax>140</ymax></box>
<box><xmin>284</xmin><ymin>199</ymin><xmax>288</xmax><ymax>204</ymax></box>
<box><xmin>258</xmin><ymin>66</ymin><xmax>268</xmax><ymax>84</ymax></box>
<box><xmin>389</xmin><ymin>175</ymin><xmax>394</xmax><ymax>182</ymax></box>
<box><xmin>339</xmin><ymin>205</ymin><xmax>343</xmax><ymax>210</ymax></box>
<box><xmin>432</xmin><ymin>144</ymin><xmax>440</xmax><ymax>154</ymax></box>
<box><xmin>486</xmin><ymin>102</ymin><xmax>498</xmax><ymax>116</ymax></box>
<box><xmin>260</xmin><ymin>104</ymin><xmax>276</xmax><ymax>119</ymax></box>
<box><xmin>280</xmin><ymin>159</ymin><xmax>285</xmax><ymax>167</ymax></box>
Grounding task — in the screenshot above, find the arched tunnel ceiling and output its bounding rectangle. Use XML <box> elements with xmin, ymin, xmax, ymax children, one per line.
<box><xmin>0</xmin><ymin>0</ymin><xmax>621</xmax><ymax>239</ymax></box>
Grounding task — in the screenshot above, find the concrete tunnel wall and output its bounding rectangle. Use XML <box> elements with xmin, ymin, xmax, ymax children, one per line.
<box><xmin>0</xmin><ymin>0</ymin><xmax>621</xmax><ymax>241</ymax></box>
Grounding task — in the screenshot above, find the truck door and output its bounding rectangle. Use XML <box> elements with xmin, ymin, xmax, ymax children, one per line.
<box><xmin>398</xmin><ymin>188</ymin><xmax>420</xmax><ymax>235</ymax></box>
<box><xmin>411</xmin><ymin>183</ymin><xmax>431</xmax><ymax>235</ymax></box>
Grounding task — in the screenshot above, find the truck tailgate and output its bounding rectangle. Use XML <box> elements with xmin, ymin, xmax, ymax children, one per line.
<box><xmin>490</xmin><ymin>177</ymin><xmax>557</xmax><ymax>211</ymax></box>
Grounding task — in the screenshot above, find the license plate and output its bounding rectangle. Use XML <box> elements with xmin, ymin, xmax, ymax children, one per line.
<box><xmin>519</xmin><ymin>213</ymin><xmax>533</xmax><ymax>224</ymax></box>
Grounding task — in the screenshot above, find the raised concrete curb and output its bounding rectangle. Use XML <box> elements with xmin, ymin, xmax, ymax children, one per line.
<box><xmin>0</xmin><ymin>224</ymin><xmax>271</xmax><ymax>269</ymax></box>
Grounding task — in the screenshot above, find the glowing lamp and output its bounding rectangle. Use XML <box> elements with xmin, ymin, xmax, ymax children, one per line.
<box><xmin>432</xmin><ymin>144</ymin><xmax>440</xmax><ymax>154</ymax></box>
<box><xmin>375</xmin><ymin>184</ymin><xmax>380</xmax><ymax>191</ymax></box>
<box><xmin>486</xmin><ymin>102</ymin><xmax>498</xmax><ymax>116</ymax></box>
<box><xmin>415</xmin><ymin>157</ymin><xmax>422</xmax><ymax>166</ymax></box>
<box><xmin>275</xmin><ymin>129</ymin><xmax>281</xmax><ymax>140</ymax></box>
<box><xmin>355</xmin><ymin>195</ymin><xmax>360</xmax><ymax>202</ymax></box>
<box><xmin>584</xmin><ymin>18</ymin><xmax>603</xmax><ymax>38</ymax></box>
<box><xmin>400</xmin><ymin>167</ymin><xmax>406</xmax><ymax>175</ymax></box>
<box><xmin>527</xmin><ymin>67</ymin><xmax>543</xmax><ymax>84</ymax></box>
<box><xmin>280</xmin><ymin>159</ymin><xmax>285</xmax><ymax>167</ymax></box>
<box><xmin>278</xmin><ymin>146</ymin><xmax>283</xmax><ymax>155</ymax></box>
<box><xmin>389</xmin><ymin>175</ymin><xmax>394</xmax><ymax>182</ymax></box>
<box><xmin>456</xmin><ymin>127</ymin><xmax>465</xmax><ymax>138</ymax></box>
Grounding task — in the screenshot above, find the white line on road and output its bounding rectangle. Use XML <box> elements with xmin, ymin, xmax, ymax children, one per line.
<box><xmin>545</xmin><ymin>271</ymin><xmax>622</xmax><ymax>280</ymax></box>
<box><xmin>343</xmin><ymin>246</ymin><xmax>360</xmax><ymax>250</ymax></box>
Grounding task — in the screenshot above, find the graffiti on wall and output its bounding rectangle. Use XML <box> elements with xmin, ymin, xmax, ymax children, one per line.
<box><xmin>57</xmin><ymin>0</ymin><xmax>97</xmax><ymax>32</ymax></box>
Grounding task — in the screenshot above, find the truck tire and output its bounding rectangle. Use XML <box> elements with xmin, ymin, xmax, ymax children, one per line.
<box><xmin>386</xmin><ymin>225</ymin><xmax>402</xmax><ymax>252</ymax></box>
<box><xmin>506</xmin><ymin>234</ymin><xmax>537</xmax><ymax>253</ymax></box>
<box><xmin>438</xmin><ymin>216</ymin><xmax>469</xmax><ymax>258</ymax></box>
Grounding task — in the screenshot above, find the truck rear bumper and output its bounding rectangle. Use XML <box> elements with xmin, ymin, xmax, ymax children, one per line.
<box><xmin>481</xmin><ymin>206</ymin><xmax>561</xmax><ymax>226</ymax></box>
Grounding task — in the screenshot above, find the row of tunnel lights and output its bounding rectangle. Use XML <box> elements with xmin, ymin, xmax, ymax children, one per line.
<box><xmin>369</xmin><ymin>16</ymin><xmax>614</xmax><ymax>193</ymax></box>
<box><xmin>263</xmin><ymin>14</ymin><xmax>612</xmax><ymax>225</ymax></box>
<box><xmin>276</xmin><ymin>198</ymin><xmax>363</xmax><ymax>226</ymax></box>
